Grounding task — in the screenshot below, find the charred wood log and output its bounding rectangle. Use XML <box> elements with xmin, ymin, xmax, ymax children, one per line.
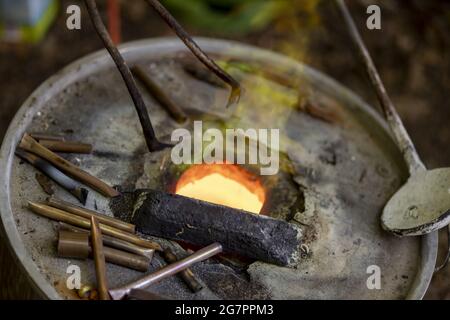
<box><xmin>131</xmin><ymin>190</ymin><xmax>302</xmax><ymax>267</ymax></box>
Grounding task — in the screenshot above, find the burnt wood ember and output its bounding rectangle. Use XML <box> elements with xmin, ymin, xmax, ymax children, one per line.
<box><xmin>131</xmin><ymin>190</ymin><xmax>302</xmax><ymax>266</ymax></box>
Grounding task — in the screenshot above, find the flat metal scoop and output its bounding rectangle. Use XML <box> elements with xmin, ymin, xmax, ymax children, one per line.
<box><xmin>337</xmin><ymin>0</ymin><xmax>450</xmax><ymax>236</ymax></box>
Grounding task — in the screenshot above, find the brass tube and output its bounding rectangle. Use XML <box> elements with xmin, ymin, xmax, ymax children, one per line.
<box><xmin>29</xmin><ymin>133</ymin><xmax>65</xmax><ymax>141</ymax></box>
<box><xmin>58</xmin><ymin>230</ymin><xmax>90</xmax><ymax>258</ymax></box>
<box><xmin>162</xmin><ymin>248</ymin><xmax>203</xmax><ymax>293</ymax></box>
<box><xmin>39</xmin><ymin>140</ymin><xmax>93</xmax><ymax>154</ymax></box>
<box><xmin>58</xmin><ymin>230</ymin><xmax>150</xmax><ymax>272</ymax></box>
<box><xmin>91</xmin><ymin>216</ymin><xmax>110</xmax><ymax>300</ymax></box>
<box><xmin>28</xmin><ymin>202</ymin><xmax>162</xmax><ymax>251</ymax></box>
<box><xmin>20</xmin><ymin>134</ymin><xmax>120</xmax><ymax>198</ymax></box>
<box><xmin>59</xmin><ymin>223</ymin><xmax>154</xmax><ymax>260</ymax></box>
<box><xmin>48</xmin><ymin>198</ymin><xmax>135</xmax><ymax>233</ymax></box>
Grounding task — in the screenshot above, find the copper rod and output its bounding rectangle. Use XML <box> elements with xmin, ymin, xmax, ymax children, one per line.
<box><xmin>145</xmin><ymin>0</ymin><xmax>241</xmax><ymax>109</ymax></box>
<box><xmin>109</xmin><ymin>243</ymin><xmax>222</xmax><ymax>300</ymax></box>
<box><xmin>58</xmin><ymin>230</ymin><xmax>151</xmax><ymax>272</ymax></box>
<box><xmin>162</xmin><ymin>248</ymin><xmax>203</xmax><ymax>293</ymax></box>
<box><xmin>131</xmin><ymin>66</ymin><xmax>187</xmax><ymax>124</ymax></box>
<box><xmin>28</xmin><ymin>202</ymin><xmax>162</xmax><ymax>250</ymax></box>
<box><xmin>84</xmin><ymin>0</ymin><xmax>170</xmax><ymax>152</ymax></box>
<box><xmin>48</xmin><ymin>197</ymin><xmax>135</xmax><ymax>233</ymax></box>
<box><xmin>39</xmin><ymin>140</ymin><xmax>93</xmax><ymax>154</ymax></box>
<box><xmin>59</xmin><ymin>223</ymin><xmax>154</xmax><ymax>260</ymax></box>
<box><xmin>19</xmin><ymin>134</ymin><xmax>119</xmax><ymax>198</ymax></box>
<box><xmin>91</xmin><ymin>216</ymin><xmax>110</xmax><ymax>300</ymax></box>
<box><xmin>29</xmin><ymin>133</ymin><xmax>65</xmax><ymax>141</ymax></box>
<box><xmin>15</xmin><ymin>148</ymin><xmax>88</xmax><ymax>204</ymax></box>
<box><xmin>58</xmin><ymin>230</ymin><xmax>90</xmax><ymax>258</ymax></box>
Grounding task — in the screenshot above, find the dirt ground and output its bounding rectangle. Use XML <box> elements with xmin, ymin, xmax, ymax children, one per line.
<box><xmin>0</xmin><ymin>0</ymin><xmax>448</xmax><ymax>299</ymax></box>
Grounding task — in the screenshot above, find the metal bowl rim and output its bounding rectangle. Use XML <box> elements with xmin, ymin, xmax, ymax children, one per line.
<box><xmin>0</xmin><ymin>37</ymin><xmax>437</xmax><ymax>300</ymax></box>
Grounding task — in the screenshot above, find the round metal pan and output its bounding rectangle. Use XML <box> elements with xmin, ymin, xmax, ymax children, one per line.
<box><xmin>0</xmin><ymin>38</ymin><xmax>437</xmax><ymax>299</ymax></box>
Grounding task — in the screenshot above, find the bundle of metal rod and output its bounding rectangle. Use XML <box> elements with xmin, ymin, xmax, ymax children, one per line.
<box><xmin>47</xmin><ymin>197</ymin><xmax>135</xmax><ymax>233</ymax></box>
<box><xmin>19</xmin><ymin>134</ymin><xmax>119</xmax><ymax>198</ymax></box>
<box><xmin>28</xmin><ymin>201</ymin><xmax>162</xmax><ymax>250</ymax></box>
<box><xmin>162</xmin><ymin>248</ymin><xmax>203</xmax><ymax>293</ymax></box>
<box><xmin>131</xmin><ymin>66</ymin><xmax>187</xmax><ymax>124</ymax></box>
<box><xmin>58</xmin><ymin>230</ymin><xmax>150</xmax><ymax>272</ymax></box>
<box><xmin>109</xmin><ymin>243</ymin><xmax>222</xmax><ymax>300</ymax></box>
<box><xmin>91</xmin><ymin>217</ymin><xmax>110</xmax><ymax>300</ymax></box>
<box><xmin>59</xmin><ymin>223</ymin><xmax>154</xmax><ymax>260</ymax></box>
<box><xmin>15</xmin><ymin>149</ymin><xmax>89</xmax><ymax>204</ymax></box>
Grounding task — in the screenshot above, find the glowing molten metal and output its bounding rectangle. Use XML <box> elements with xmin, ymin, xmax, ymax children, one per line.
<box><xmin>175</xmin><ymin>164</ymin><xmax>265</xmax><ymax>214</ymax></box>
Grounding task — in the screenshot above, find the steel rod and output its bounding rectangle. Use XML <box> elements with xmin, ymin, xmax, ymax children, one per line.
<box><xmin>335</xmin><ymin>0</ymin><xmax>425</xmax><ymax>175</ymax></box>
<box><xmin>145</xmin><ymin>0</ymin><xmax>241</xmax><ymax>109</ymax></box>
<box><xmin>84</xmin><ymin>0</ymin><xmax>170</xmax><ymax>152</ymax></box>
<box><xmin>109</xmin><ymin>243</ymin><xmax>222</xmax><ymax>300</ymax></box>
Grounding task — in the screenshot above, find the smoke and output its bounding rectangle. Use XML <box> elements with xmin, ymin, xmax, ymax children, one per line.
<box><xmin>272</xmin><ymin>0</ymin><xmax>322</xmax><ymax>62</ymax></box>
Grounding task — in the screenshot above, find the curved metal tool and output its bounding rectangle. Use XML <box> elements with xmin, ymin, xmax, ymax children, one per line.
<box><xmin>145</xmin><ymin>0</ymin><xmax>241</xmax><ymax>109</ymax></box>
<box><xmin>84</xmin><ymin>0</ymin><xmax>171</xmax><ymax>152</ymax></box>
<box><xmin>84</xmin><ymin>0</ymin><xmax>241</xmax><ymax>154</ymax></box>
<box><xmin>336</xmin><ymin>0</ymin><xmax>450</xmax><ymax>236</ymax></box>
